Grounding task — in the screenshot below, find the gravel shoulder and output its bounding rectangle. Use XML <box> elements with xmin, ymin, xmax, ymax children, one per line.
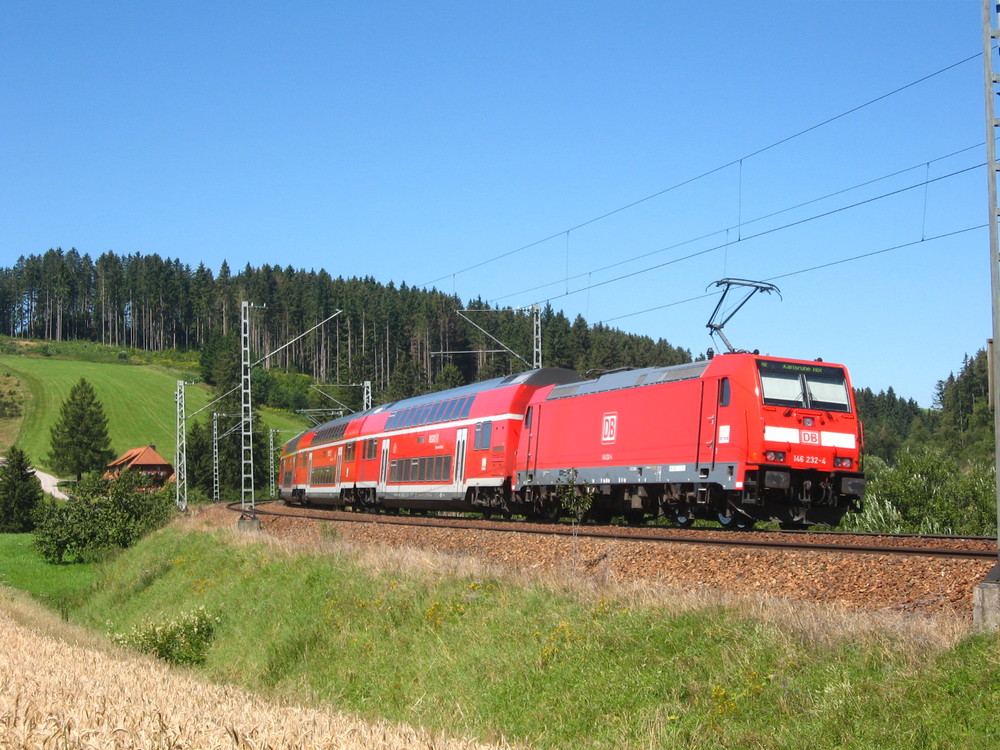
<box><xmin>192</xmin><ymin>503</ymin><xmax>993</xmax><ymax>622</ymax></box>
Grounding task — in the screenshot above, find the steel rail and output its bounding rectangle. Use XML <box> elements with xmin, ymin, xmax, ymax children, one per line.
<box><xmin>228</xmin><ymin>502</ymin><xmax>997</xmax><ymax>561</ymax></box>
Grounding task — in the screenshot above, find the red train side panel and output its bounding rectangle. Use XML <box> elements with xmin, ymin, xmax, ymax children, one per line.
<box><xmin>516</xmin><ymin>353</ymin><xmax>864</xmax><ymax>526</ymax></box>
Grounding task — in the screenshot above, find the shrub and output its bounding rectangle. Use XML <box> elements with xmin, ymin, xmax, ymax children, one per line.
<box><xmin>112</xmin><ymin>607</ymin><xmax>220</xmax><ymax>666</ymax></box>
<box><xmin>843</xmin><ymin>448</ymin><xmax>996</xmax><ymax>536</ymax></box>
<box><xmin>33</xmin><ymin>471</ymin><xmax>176</xmax><ymax>563</ymax></box>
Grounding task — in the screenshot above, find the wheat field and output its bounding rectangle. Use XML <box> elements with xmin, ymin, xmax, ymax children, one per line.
<box><xmin>0</xmin><ymin>591</ymin><xmax>510</xmax><ymax>750</ymax></box>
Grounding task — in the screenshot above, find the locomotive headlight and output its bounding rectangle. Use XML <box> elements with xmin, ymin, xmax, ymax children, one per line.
<box><xmin>834</xmin><ymin>457</ymin><xmax>853</xmax><ymax>469</ymax></box>
<box><xmin>765</xmin><ymin>450</ymin><xmax>786</xmax><ymax>462</ymax></box>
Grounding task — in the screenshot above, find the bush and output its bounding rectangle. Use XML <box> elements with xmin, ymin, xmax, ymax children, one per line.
<box><xmin>33</xmin><ymin>471</ymin><xmax>176</xmax><ymax>563</ymax></box>
<box><xmin>843</xmin><ymin>449</ymin><xmax>997</xmax><ymax>536</ymax></box>
<box><xmin>111</xmin><ymin>607</ymin><xmax>220</xmax><ymax>666</ymax></box>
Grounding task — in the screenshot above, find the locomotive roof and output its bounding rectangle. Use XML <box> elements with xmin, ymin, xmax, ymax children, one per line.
<box><xmin>547</xmin><ymin>360</ymin><xmax>710</xmax><ymax>400</ymax></box>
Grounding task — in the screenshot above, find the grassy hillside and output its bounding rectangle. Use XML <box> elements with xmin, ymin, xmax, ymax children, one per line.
<box><xmin>0</xmin><ymin>353</ymin><xmax>307</xmax><ymax>473</ymax></box>
<box><xmin>7</xmin><ymin>521</ymin><xmax>989</xmax><ymax>749</ymax></box>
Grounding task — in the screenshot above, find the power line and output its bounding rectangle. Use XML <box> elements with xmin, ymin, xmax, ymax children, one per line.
<box><xmin>490</xmin><ymin>144</ymin><xmax>985</xmax><ymax>305</ymax></box>
<box><xmin>522</xmin><ymin>163</ymin><xmax>981</xmax><ymax>310</ymax></box>
<box><xmin>418</xmin><ymin>52</ymin><xmax>981</xmax><ymax>290</ymax></box>
<box><xmin>598</xmin><ymin>225</ymin><xmax>986</xmax><ymax>326</ymax></box>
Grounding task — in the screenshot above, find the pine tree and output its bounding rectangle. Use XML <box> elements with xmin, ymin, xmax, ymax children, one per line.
<box><xmin>48</xmin><ymin>378</ymin><xmax>116</xmax><ymax>481</ymax></box>
<box><xmin>0</xmin><ymin>445</ymin><xmax>43</xmax><ymax>532</ymax></box>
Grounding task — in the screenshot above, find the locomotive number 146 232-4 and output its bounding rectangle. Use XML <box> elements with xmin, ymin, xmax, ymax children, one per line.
<box><xmin>793</xmin><ymin>455</ymin><xmax>827</xmax><ymax>466</ymax></box>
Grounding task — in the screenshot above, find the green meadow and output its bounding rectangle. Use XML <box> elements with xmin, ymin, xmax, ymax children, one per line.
<box><xmin>0</xmin><ymin>351</ymin><xmax>306</xmax><ymax>472</ymax></box>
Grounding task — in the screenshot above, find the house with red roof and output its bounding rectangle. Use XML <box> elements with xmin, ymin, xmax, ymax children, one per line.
<box><xmin>104</xmin><ymin>445</ymin><xmax>174</xmax><ymax>489</ymax></box>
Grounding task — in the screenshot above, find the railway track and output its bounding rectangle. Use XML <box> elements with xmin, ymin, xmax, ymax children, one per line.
<box><xmin>229</xmin><ymin>501</ymin><xmax>999</xmax><ymax>561</ymax></box>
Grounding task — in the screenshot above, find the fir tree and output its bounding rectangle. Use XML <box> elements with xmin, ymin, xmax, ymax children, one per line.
<box><xmin>48</xmin><ymin>378</ymin><xmax>116</xmax><ymax>481</ymax></box>
<box><xmin>0</xmin><ymin>445</ymin><xmax>43</xmax><ymax>532</ymax></box>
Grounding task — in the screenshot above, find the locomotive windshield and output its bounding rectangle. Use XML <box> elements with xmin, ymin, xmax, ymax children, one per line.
<box><xmin>757</xmin><ymin>360</ymin><xmax>851</xmax><ymax>413</ymax></box>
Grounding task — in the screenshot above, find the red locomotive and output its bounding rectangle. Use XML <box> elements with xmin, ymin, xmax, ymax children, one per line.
<box><xmin>279</xmin><ymin>351</ymin><xmax>865</xmax><ymax>528</ymax></box>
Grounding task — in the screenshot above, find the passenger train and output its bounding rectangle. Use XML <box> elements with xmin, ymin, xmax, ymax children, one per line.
<box><xmin>279</xmin><ymin>352</ymin><xmax>866</xmax><ymax>528</ymax></box>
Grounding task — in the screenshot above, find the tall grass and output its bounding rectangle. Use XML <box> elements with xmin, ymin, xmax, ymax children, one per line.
<box><xmin>59</xmin><ymin>520</ymin><xmax>999</xmax><ymax>749</ymax></box>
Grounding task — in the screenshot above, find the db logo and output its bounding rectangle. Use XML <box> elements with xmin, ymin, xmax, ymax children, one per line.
<box><xmin>601</xmin><ymin>413</ymin><xmax>618</xmax><ymax>444</ymax></box>
<box><xmin>800</xmin><ymin>430</ymin><xmax>820</xmax><ymax>445</ymax></box>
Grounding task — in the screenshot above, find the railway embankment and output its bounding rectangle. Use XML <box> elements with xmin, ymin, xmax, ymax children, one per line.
<box><xmin>206</xmin><ymin>503</ymin><xmax>994</xmax><ymax>620</ymax></box>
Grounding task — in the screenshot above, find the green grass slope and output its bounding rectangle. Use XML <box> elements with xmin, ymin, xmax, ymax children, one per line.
<box><xmin>0</xmin><ymin>355</ymin><xmax>306</xmax><ymax>472</ymax></box>
<box><xmin>40</xmin><ymin>525</ymin><xmax>996</xmax><ymax>750</ymax></box>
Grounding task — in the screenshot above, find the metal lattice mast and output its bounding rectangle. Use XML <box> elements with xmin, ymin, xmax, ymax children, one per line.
<box><xmin>269</xmin><ymin>429</ymin><xmax>277</xmax><ymax>499</ymax></box>
<box><xmin>982</xmin><ymin>0</ymin><xmax>1000</xmax><ymax>565</ymax></box>
<box><xmin>363</xmin><ymin>380</ymin><xmax>372</xmax><ymax>411</ymax></box>
<box><xmin>240</xmin><ymin>301</ymin><xmax>255</xmax><ymax>513</ymax></box>
<box><xmin>531</xmin><ymin>304</ymin><xmax>542</xmax><ymax>369</ymax></box>
<box><xmin>212</xmin><ymin>412</ymin><xmax>220</xmax><ymax>503</ymax></box>
<box><xmin>174</xmin><ymin>380</ymin><xmax>187</xmax><ymax>511</ymax></box>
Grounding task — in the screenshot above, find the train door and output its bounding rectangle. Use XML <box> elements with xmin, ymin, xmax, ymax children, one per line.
<box><xmin>378</xmin><ymin>439</ymin><xmax>390</xmax><ymax>493</ymax></box>
<box><xmin>335</xmin><ymin>446</ymin><xmax>343</xmax><ymax>484</ymax></box>
<box><xmin>455</xmin><ymin>428</ymin><xmax>468</xmax><ymax>489</ymax></box>
<box><xmin>697</xmin><ymin>379</ymin><xmax>721</xmax><ymax>471</ymax></box>
<box><xmin>521</xmin><ymin>405</ymin><xmax>539</xmax><ymax>478</ymax></box>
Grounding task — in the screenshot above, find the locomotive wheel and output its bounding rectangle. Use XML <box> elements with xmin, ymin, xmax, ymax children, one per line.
<box><xmin>673</xmin><ymin>507</ymin><xmax>695</xmax><ymax>528</ymax></box>
<box><xmin>719</xmin><ymin>510</ymin><xmax>754</xmax><ymax>530</ymax></box>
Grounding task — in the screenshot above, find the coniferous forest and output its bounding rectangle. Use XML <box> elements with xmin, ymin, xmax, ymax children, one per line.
<box><xmin>0</xmin><ymin>248</ymin><xmax>690</xmax><ymax>406</ymax></box>
<box><xmin>0</xmin><ymin>248</ymin><xmax>993</xmax><ymax>468</ymax></box>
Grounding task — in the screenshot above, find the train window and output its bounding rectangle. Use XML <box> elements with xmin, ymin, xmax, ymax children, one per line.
<box><xmin>345</xmin><ymin>442</ymin><xmax>355</xmax><ymax>462</ymax></box>
<box><xmin>459</xmin><ymin>396</ymin><xmax>473</xmax><ymax>419</ymax></box>
<box><xmin>429</xmin><ymin>401</ymin><xmax>444</xmax><ymax>423</ymax></box>
<box><xmin>805</xmin><ymin>374</ymin><xmax>851</xmax><ymax>412</ymax></box>
<box><xmin>474</xmin><ymin>422</ymin><xmax>482</xmax><ymax>450</ymax></box>
<box><xmin>757</xmin><ymin>360</ymin><xmax>851</xmax><ymax>413</ymax></box>
<box><xmin>481</xmin><ymin>421</ymin><xmax>492</xmax><ymax>450</ymax></box>
<box><xmin>525</xmin><ymin>406</ymin><xmax>532</xmax><ymax>429</ymax></box>
<box><xmin>444</xmin><ymin>455</ymin><xmax>452</xmax><ymax>482</ymax></box>
<box><xmin>434</xmin><ymin>455</ymin><xmax>444</xmax><ymax>481</ymax></box>
<box><xmin>719</xmin><ymin>378</ymin><xmax>731</xmax><ymax>407</ymax></box>
<box><xmin>759</xmin><ymin>370</ymin><xmax>804</xmax><ymax>407</ymax></box>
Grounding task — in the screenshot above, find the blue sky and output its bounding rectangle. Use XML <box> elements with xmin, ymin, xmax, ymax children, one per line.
<box><xmin>0</xmin><ymin>1</ymin><xmax>991</xmax><ymax>406</ymax></box>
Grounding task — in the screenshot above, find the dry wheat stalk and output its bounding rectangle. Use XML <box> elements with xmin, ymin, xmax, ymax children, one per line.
<box><xmin>0</xmin><ymin>593</ymin><xmax>512</xmax><ymax>750</ymax></box>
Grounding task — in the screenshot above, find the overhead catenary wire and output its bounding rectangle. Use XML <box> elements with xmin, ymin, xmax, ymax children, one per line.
<box><xmin>512</xmin><ymin>163</ymin><xmax>981</xmax><ymax>311</ymax></box>
<box><xmin>489</xmin><ymin>144</ymin><xmax>985</xmax><ymax>306</ymax></box>
<box><xmin>598</xmin><ymin>224</ymin><xmax>986</xmax><ymax>326</ymax></box>
<box><xmin>418</xmin><ymin>52</ymin><xmax>982</xmax><ymax>291</ymax></box>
